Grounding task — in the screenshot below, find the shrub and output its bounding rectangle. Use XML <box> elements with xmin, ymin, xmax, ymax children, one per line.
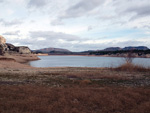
<box><xmin>115</xmin><ymin>63</ymin><xmax>148</xmax><ymax>72</ymax></box>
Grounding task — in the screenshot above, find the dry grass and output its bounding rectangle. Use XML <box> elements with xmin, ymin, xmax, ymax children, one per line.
<box><xmin>0</xmin><ymin>85</ymin><xmax>150</xmax><ymax>113</ymax></box>
<box><xmin>114</xmin><ymin>63</ymin><xmax>150</xmax><ymax>72</ymax></box>
<box><xmin>0</xmin><ymin>67</ymin><xmax>150</xmax><ymax>87</ymax></box>
<box><xmin>0</xmin><ymin>57</ymin><xmax>16</xmax><ymax>61</ymax></box>
<box><xmin>0</xmin><ymin>66</ymin><xmax>150</xmax><ymax>113</ymax></box>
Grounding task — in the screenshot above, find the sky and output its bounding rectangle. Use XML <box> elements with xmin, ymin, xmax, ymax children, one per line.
<box><xmin>0</xmin><ymin>0</ymin><xmax>150</xmax><ymax>52</ymax></box>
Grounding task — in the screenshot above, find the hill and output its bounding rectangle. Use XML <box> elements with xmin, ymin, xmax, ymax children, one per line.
<box><xmin>33</xmin><ymin>47</ymin><xmax>72</xmax><ymax>54</ymax></box>
<box><xmin>122</xmin><ymin>46</ymin><xmax>149</xmax><ymax>50</ymax></box>
<box><xmin>103</xmin><ymin>47</ymin><xmax>122</xmax><ymax>51</ymax></box>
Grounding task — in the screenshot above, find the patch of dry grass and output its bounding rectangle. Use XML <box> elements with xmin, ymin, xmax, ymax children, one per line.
<box><xmin>114</xmin><ymin>63</ymin><xmax>150</xmax><ymax>72</ymax></box>
<box><xmin>0</xmin><ymin>57</ymin><xmax>16</xmax><ymax>61</ymax></box>
<box><xmin>0</xmin><ymin>85</ymin><xmax>150</xmax><ymax>113</ymax></box>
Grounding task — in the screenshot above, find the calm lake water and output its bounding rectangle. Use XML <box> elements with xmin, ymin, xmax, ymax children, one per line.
<box><xmin>29</xmin><ymin>56</ymin><xmax>150</xmax><ymax>67</ymax></box>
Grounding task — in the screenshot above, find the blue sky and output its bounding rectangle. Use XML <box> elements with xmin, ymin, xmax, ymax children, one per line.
<box><xmin>0</xmin><ymin>0</ymin><xmax>150</xmax><ymax>51</ymax></box>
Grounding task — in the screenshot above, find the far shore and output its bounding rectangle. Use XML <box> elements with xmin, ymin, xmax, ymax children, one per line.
<box><xmin>36</xmin><ymin>54</ymin><xmax>150</xmax><ymax>58</ymax></box>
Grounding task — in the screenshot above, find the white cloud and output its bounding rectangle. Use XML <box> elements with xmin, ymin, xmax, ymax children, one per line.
<box><xmin>2</xmin><ymin>30</ymin><xmax>20</xmax><ymax>36</ymax></box>
<box><xmin>0</xmin><ymin>19</ymin><xmax>23</xmax><ymax>26</ymax></box>
<box><xmin>51</xmin><ymin>19</ymin><xmax>64</xmax><ymax>26</ymax></box>
<box><xmin>28</xmin><ymin>0</ymin><xmax>48</xmax><ymax>8</ymax></box>
<box><xmin>87</xmin><ymin>26</ymin><xmax>93</xmax><ymax>31</ymax></box>
<box><xmin>59</xmin><ymin>0</ymin><xmax>105</xmax><ymax>19</ymax></box>
<box><xmin>29</xmin><ymin>31</ymin><xmax>81</xmax><ymax>41</ymax></box>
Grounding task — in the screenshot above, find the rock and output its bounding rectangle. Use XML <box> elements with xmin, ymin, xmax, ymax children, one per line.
<box><xmin>6</xmin><ymin>43</ymin><xmax>16</xmax><ymax>51</ymax></box>
<box><xmin>0</xmin><ymin>36</ymin><xmax>7</xmax><ymax>55</ymax></box>
<box><xmin>0</xmin><ymin>36</ymin><xmax>31</xmax><ymax>55</ymax></box>
<box><xmin>0</xmin><ymin>44</ymin><xmax>8</xmax><ymax>55</ymax></box>
<box><xmin>15</xmin><ymin>46</ymin><xmax>31</xmax><ymax>54</ymax></box>
<box><xmin>0</xmin><ymin>35</ymin><xmax>6</xmax><ymax>44</ymax></box>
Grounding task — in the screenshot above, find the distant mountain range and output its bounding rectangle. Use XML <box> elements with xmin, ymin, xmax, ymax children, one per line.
<box><xmin>103</xmin><ymin>46</ymin><xmax>149</xmax><ymax>51</ymax></box>
<box><xmin>33</xmin><ymin>46</ymin><xmax>150</xmax><ymax>55</ymax></box>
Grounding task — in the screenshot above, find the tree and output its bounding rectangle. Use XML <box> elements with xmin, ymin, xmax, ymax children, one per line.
<box><xmin>124</xmin><ymin>51</ymin><xmax>135</xmax><ymax>63</ymax></box>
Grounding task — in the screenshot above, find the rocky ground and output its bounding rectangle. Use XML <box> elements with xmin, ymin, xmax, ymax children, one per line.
<box><xmin>0</xmin><ymin>67</ymin><xmax>150</xmax><ymax>87</ymax></box>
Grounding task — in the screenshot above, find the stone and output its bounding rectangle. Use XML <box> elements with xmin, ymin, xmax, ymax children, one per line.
<box><xmin>0</xmin><ymin>44</ymin><xmax>7</xmax><ymax>55</ymax></box>
<box><xmin>0</xmin><ymin>36</ymin><xmax>7</xmax><ymax>55</ymax></box>
<box><xmin>0</xmin><ymin>36</ymin><xmax>31</xmax><ymax>55</ymax></box>
<box><xmin>6</xmin><ymin>43</ymin><xmax>16</xmax><ymax>51</ymax></box>
<box><xmin>15</xmin><ymin>46</ymin><xmax>31</xmax><ymax>54</ymax></box>
<box><xmin>0</xmin><ymin>35</ymin><xmax>6</xmax><ymax>44</ymax></box>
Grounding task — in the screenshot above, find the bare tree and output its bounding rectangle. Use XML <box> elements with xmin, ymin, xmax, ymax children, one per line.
<box><xmin>124</xmin><ymin>51</ymin><xmax>135</xmax><ymax>63</ymax></box>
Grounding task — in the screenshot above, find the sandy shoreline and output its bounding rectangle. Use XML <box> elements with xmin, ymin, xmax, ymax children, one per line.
<box><xmin>0</xmin><ymin>54</ymin><xmax>40</xmax><ymax>69</ymax></box>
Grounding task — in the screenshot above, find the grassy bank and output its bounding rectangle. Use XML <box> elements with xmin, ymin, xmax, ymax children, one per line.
<box><xmin>0</xmin><ymin>85</ymin><xmax>150</xmax><ymax>113</ymax></box>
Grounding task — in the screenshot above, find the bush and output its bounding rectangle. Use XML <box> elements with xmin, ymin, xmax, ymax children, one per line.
<box><xmin>114</xmin><ymin>63</ymin><xmax>148</xmax><ymax>72</ymax></box>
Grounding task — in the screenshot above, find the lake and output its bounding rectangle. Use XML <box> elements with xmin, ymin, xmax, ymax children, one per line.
<box><xmin>29</xmin><ymin>56</ymin><xmax>150</xmax><ymax>67</ymax></box>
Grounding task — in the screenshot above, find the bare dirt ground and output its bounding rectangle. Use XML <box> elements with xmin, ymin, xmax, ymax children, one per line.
<box><xmin>0</xmin><ymin>55</ymin><xmax>150</xmax><ymax>113</ymax></box>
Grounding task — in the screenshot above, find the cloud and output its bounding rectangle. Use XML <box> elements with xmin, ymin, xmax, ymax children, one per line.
<box><xmin>129</xmin><ymin>5</ymin><xmax>150</xmax><ymax>16</ymax></box>
<box><xmin>143</xmin><ymin>25</ymin><xmax>150</xmax><ymax>29</ymax></box>
<box><xmin>60</xmin><ymin>0</ymin><xmax>105</xmax><ymax>19</ymax></box>
<box><xmin>50</xmin><ymin>19</ymin><xmax>64</xmax><ymax>26</ymax></box>
<box><xmin>2</xmin><ymin>30</ymin><xmax>20</xmax><ymax>36</ymax></box>
<box><xmin>126</xmin><ymin>5</ymin><xmax>150</xmax><ymax>20</ymax></box>
<box><xmin>29</xmin><ymin>31</ymin><xmax>80</xmax><ymax>41</ymax></box>
<box><xmin>87</xmin><ymin>26</ymin><xmax>93</xmax><ymax>31</ymax></box>
<box><xmin>113</xmin><ymin>0</ymin><xmax>150</xmax><ymax>20</ymax></box>
<box><xmin>28</xmin><ymin>0</ymin><xmax>48</xmax><ymax>8</ymax></box>
<box><xmin>114</xmin><ymin>40</ymin><xmax>146</xmax><ymax>48</ymax></box>
<box><xmin>0</xmin><ymin>0</ymin><xmax>150</xmax><ymax>51</ymax></box>
<box><xmin>0</xmin><ymin>19</ymin><xmax>23</xmax><ymax>26</ymax></box>
<box><xmin>7</xmin><ymin>30</ymin><xmax>82</xmax><ymax>50</ymax></box>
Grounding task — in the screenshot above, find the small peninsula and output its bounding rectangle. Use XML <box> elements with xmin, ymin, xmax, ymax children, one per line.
<box><xmin>0</xmin><ymin>35</ymin><xmax>39</xmax><ymax>68</ymax></box>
